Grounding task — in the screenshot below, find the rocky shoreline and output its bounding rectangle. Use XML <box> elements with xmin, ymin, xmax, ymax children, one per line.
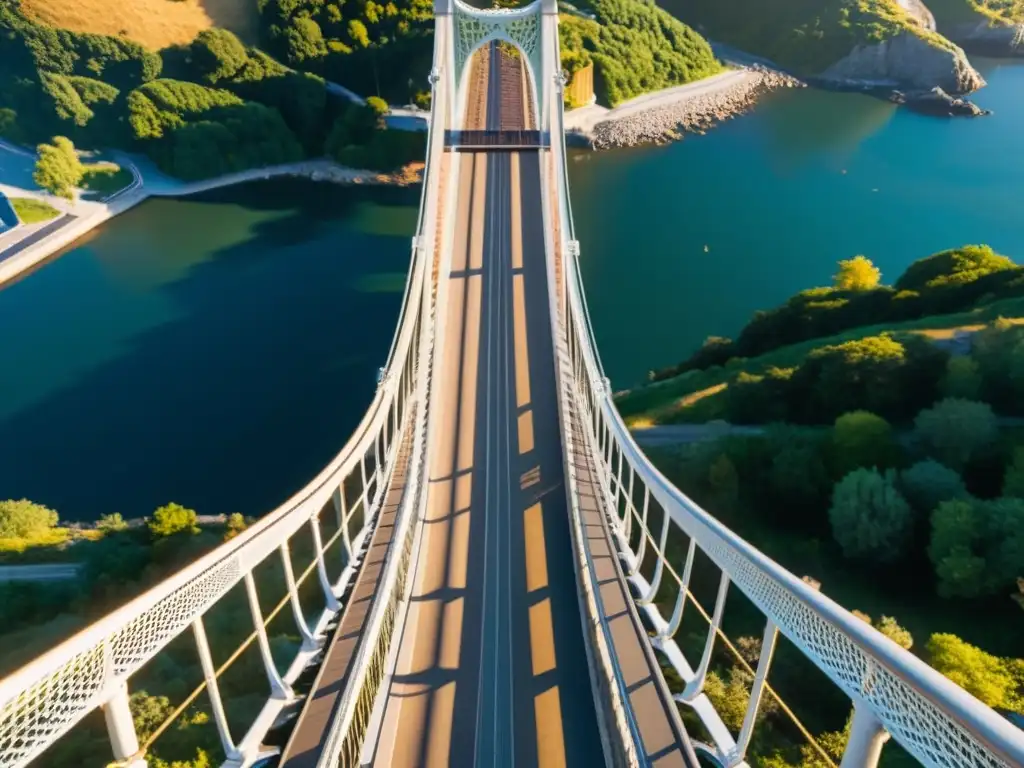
<box><xmin>589</xmin><ymin>66</ymin><xmax>804</xmax><ymax>150</ymax></box>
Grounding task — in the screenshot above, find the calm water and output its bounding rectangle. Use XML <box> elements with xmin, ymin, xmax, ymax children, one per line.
<box><xmin>569</xmin><ymin>58</ymin><xmax>1024</xmax><ymax>387</ymax></box>
<box><xmin>0</xmin><ymin>179</ymin><xmax>418</xmax><ymax>521</ymax></box>
<box><xmin>3</xmin><ymin>61</ymin><xmax>1024</xmax><ymax>519</ymax></box>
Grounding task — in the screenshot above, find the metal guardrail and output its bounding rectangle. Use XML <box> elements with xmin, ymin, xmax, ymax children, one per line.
<box><xmin>546</xmin><ymin>24</ymin><xmax>1024</xmax><ymax>767</ymax></box>
<box><xmin>444</xmin><ymin>129</ymin><xmax>549</xmax><ymax>148</ymax></box>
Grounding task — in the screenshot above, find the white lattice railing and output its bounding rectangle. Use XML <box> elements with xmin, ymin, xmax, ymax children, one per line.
<box><xmin>543</xmin><ymin>22</ymin><xmax>1024</xmax><ymax>768</ymax></box>
<box><xmin>0</xmin><ymin>40</ymin><xmax>450</xmax><ymax>768</ymax></box>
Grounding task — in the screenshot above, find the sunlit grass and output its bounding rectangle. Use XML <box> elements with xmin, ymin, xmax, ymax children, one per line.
<box><xmin>9</xmin><ymin>197</ymin><xmax>60</xmax><ymax>224</ymax></box>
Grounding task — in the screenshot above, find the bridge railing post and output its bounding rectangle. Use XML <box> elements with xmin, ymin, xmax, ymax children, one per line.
<box><xmin>101</xmin><ymin>682</ymin><xmax>145</xmax><ymax>768</ymax></box>
<box><xmin>840</xmin><ymin>705</ymin><xmax>890</xmax><ymax>768</ymax></box>
<box><xmin>280</xmin><ymin>541</ymin><xmax>319</xmax><ymax>651</ymax></box>
<box><xmin>244</xmin><ymin>572</ymin><xmax>293</xmax><ymax>700</ymax></box>
<box><xmin>191</xmin><ymin>616</ymin><xmax>242</xmax><ymax>763</ymax></box>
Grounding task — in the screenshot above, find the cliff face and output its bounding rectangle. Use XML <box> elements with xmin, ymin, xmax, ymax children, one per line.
<box><xmin>943</xmin><ymin>20</ymin><xmax>1024</xmax><ymax>56</ymax></box>
<box><xmin>820</xmin><ymin>32</ymin><xmax>985</xmax><ymax>93</ymax></box>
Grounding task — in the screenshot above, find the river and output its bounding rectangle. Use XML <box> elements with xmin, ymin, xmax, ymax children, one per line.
<box><xmin>568</xmin><ymin>58</ymin><xmax>1024</xmax><ymax>386</ymax></box>
<box><xmin>0</xmin><ymin>179</ymin><xmax>418</xmax><ymax>521</ymax></box>
<box><xmin>3</xmin><ymin>61</ymin><xmax>1023</xmax><ymax>520</ymax></box>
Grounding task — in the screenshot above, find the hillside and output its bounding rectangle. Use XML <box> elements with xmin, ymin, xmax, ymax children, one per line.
<box><xmin>658</xmin><ymin>0</ymin><xmax>984</xmax><ymax>91</ymax></box>
<box><xmin>559</xmin><ymin>0</ymin><xmax>722</xmax><ymax>107</ymax></box>
<box><xmin>20</xmin><ymin>0</ymin><xmax>260</xmax><ymax>50</ymax></box>
<box><xmin>926</xmin><ymin>0</ymin><xmax>1024</xmax><ymax>55</ymax></box>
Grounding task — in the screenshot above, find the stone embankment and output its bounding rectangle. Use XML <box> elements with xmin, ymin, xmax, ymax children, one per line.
<box><xmin>590</xmin><ymin>66</ymin><xmax>803</xmax><ymax>150</ymax></box>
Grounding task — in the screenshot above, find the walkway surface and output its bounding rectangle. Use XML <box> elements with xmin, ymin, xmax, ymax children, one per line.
<box><xmin>368</xmin><ymin>45</ymin><xmax>603</xmax><ymax>767</ymax></box>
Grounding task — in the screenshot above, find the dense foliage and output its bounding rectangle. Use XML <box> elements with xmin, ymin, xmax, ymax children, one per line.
<box><xmin>658</xmin><ymin>0</ymin><xmax>952</xmax><ymax>74</ymax></box>
<box><xmin>828</xmin><ymin>467</ymin><xmax>913</xmax><ymax>562</ymax></box>
<box><xmin>256</xmin><ymin>0</ymin><xmax>434</xmax><ymax>105</ymax></box>
<box><xmin>0</xmin><ymin>3</ymin><xmax>424</xmax><ymax>180</ymax></box>
<box><xmin>651</xmin><ymin>246</ymin><xmax>1023</xmax><ymax>383</ymax></box>
<box><xmin>0</xmin><ymin>499</ymin><xmax>58</xmax><ymax>538</ymax></box>
<box><xmin>558</xmin><ymin>0</ymin><xmax>722</xmax><ymax>106</ymax></box>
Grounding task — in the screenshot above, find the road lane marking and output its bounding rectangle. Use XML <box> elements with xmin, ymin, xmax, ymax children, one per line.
<box><xmin>523</xmin><ymin>502</ymin><xmax>549</xmax><ymax>593</ymax></box>
<box><xmin>512</xmin><ymin>274</ymin><xmax>531</xmax><ymax>409</ymax></box>
<box><xmin>534</xmin><ymin>687</ymin><xmax>568</xmax><ymax>768</ymax></box>
<box><xmin>528</xmin><ymin>599</ymin><xmax>557</xmax><ymax>676</ymax></box>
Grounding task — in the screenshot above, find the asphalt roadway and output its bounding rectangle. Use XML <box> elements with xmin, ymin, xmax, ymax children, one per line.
<box><xmin>368</xmin><ymin>47</ymin><xmax>603</xmax><ymax>767</ymax></box>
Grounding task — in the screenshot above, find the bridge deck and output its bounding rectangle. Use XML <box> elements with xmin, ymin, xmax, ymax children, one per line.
<box><xmin>368</xmin><ymin>46</ymin><xmax>603</xmax><ymax>767</ymax></box>
<box><xmin>276</xmin><ymin>427</ymin><xmax>414</xmax><ymax>768</ymax></box>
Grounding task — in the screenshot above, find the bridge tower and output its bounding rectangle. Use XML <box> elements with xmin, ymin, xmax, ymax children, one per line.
<box><xmin>434</xmin><ymin>0</ymin><xmax>558</xmax><ymax>131</ymax></box>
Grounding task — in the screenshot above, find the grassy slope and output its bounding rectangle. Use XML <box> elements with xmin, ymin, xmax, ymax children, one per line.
<box><xmin>928</xmin><ymin>0</ymin><xmax>1024</xmax><ymax>25</ymax></box>
<box><xmin>9</xmin><ymin>196</ymin><xmax>60</xmax><ymax>223</ymax></box>
<box><xmin>616</xmin><ymin>295</ymin><xmax>1024</xmax><ymax>425</ymax></box>
<box><xmin>656</xmin><ymin>0</ymin><xmax>956</xmax><ymax>73</ymax></box>
<box><xmin>20</xmin><ymin>0</ymin><xmax>260</xmax><ymax>49</ymax></box>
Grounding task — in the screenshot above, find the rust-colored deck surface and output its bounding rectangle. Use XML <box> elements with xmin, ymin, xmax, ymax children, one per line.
<box><xmin>565</xmin><ymin>401</ymin><xmax>699</xmax><ymax>767</ymax></box>
<box><xmin>277</xmin><ymin>429</ymin><xmax>414</xmax><ymax>768</ymax></box>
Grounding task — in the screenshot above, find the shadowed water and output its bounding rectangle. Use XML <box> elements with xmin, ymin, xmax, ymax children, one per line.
<box><xmin>0</xmin><ymin>179</ymin><xmax>418</xmax><ymax>521</ymax></box>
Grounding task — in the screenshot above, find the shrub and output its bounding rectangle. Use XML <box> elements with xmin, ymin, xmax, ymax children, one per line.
<box><xmin>895</xmin><ymin>245</ymin><xmax>1016</xmax><ymax>292</ymax></box>
<box><xmin>899</xmin><ymin>459</ymin><xmax>968</xmax><ymax>515</ymax></box>
<box><xmin>190</xmin><ymin>29</ymin><xmax>249</xmax><ymax>84</ymax></box>
<box><xmin>0</xmin><ymin>499</ymin><xmax>59</xmax><ymax>539</ymax></box>
<box><xmin>876</xmin><ymin>615</ymin><xmax>913</xmax><ymax>650</ymax></box>
<box><xmin>96</xmin><ymin>512</ymin><xmax>129</xmax><ymax>533</ymax></box>
<box><xmin>914</xmin><ymin>398</ymin><xmax>998</xmax><ymax>471</ymax></box>
<box><xmin>833</xmin><ymin>255</ymin><xmax>881</xmax><ymax>291</ymax></box>
<box><xmin>929</xmin><ymin>497</ymin><xmax>1024</xmax><ymax>598</ymax></box>
<box><xmin>829</xmin><ymin>468</ymin><xmax>913</xmax><ymax>563</ymax></box>
<box><xmin>148</xmin><ymin>503</ymin><xmax>199</xmax><ymax>537</ymax></box>
<box><xmin>926</xmin><ymin>633</ymin><xmax>1024</xmax><ymax>711</ymax></box>
<box><xmin>33</xmin><ymin>135</ymin><xmax>83</xmax><ymax>198</ymax></box>
<box><xmin>831</xmin><ymin>411</ymin><xmax>899</xmax><ymax>475</ymax></box>
<box><xmin>224</xmin><ymin>513</ymin><xmax>248</xmax><ymax>541</ymax></box>
<box><xmin>940</xmin><ymin>356</ymin><xmax>982</xmax><ymax>400</ymax></box>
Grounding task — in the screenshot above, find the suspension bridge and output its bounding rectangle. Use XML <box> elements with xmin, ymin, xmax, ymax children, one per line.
<box><xmin>2</xmin><ymin>1</ymin><xmax>1024</xmax><ymax>767</ymax></box>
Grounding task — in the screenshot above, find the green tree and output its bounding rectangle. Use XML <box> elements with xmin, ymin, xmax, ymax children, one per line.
<box><xmin>895</xmin><ymin>245</ymin><xmax>1016</xmax><ymax>292</ymax></box>
<box><xmin>703</xmin><ymin>666</ymin><xmax>778</xmax><ymax>732</ymax></box>
<box><xmin>224</xmin><ymin>513</ymin><xmax>248</xmax><ymax>541</ymax></box>
<box><xmin>829</xmin><ymin>468</ymin><xmax>913</xmax><ymax>563</ymax></box>
<box><xmin>899</xmin><ymin>459</ymin><xmax>968</xmax><ymax>516</ymax></box>
<box><xmin>190</xmin><ymin>29</ymin><xmax>249</xmax><ymax>84</ymax></box>
<box><xmin>348</xmin><ymin>19</ymin><xmax>371</xmax><ymax>48</ymax></box>
<box><xmin>33</xmin><ymin>136</ymin><xmax>83</xmax><ymax>198</ymax></box>
<box><xmin>1002</xmin><ymin>447</ymin><xmax>1024</xmax><ymax>498</ymax></box>
<box><xmin>929</xmin><ymin>497</ymin><xmax>1024</xmax><ymax>598</ymax></box>
<box><xmin>940</xmin><ymin>356</ymin><xmax>982</xmax><ymax>400</ymax></box>
<box><xmin>876</xmin><ymin>615</ymin><xmax>913</xmax><ymax>650</ymax></box>
<box><xmin>833</xmin><ymin>255</ymin><xmax>881</xmax><ymax>291</ymax></box>
<box><xmin>831</xmin><ymin>410</ymin><xmax>899</xmax><ymax>475</ymax></box>
<box><xmin>96</xmin><ymin>512</ymin><xmax>128</xmax><ymax>533</ymax></box>
<box><xmin>148</xmin><ymin>503</ymin><xmax>199</xmax><ymax>538</ymax></box>
<box><xmin>366</xmin><ymin>95</ymin><xmax>389</xmax><ymax>118</ymax></box>
<box><xmin>285</xmin><ymin>17</ymin><xmax>328</xmax><ymax>63</ymax></box>
<box><xmin>914</xmin><ymin>398</ymin><xmax>998</xmax><ymax>471</ymax></box>
<box><xmin>0</xmin><ymin>499</ymin><xmax>59</xmax><ymax>539</ymax></box>
<box><xmin>926</xmin><ymin>633</ymin><xmax>1024</xmax><ymax>711</ymax></box>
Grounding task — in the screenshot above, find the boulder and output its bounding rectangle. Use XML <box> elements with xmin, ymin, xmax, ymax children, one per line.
<box><xmin>890</xmin><ymin>86</ymin><xmax>991</xmax><ymax>117</ymax></box>
<box><xmin>820</xmin><ymin>31</ymin><xmax>985</xmax><ymax>94</ymax></box>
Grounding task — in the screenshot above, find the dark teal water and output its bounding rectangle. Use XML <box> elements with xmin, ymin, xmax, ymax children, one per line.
<box><xmin>0</xmin><ymin>179</ymin><xmax>418</xmax><ymax>521</ymax></box>
<box><xmin>568</xmin><ymin>58</ymin><xmax>1024</xmax><ymax>387</ymax></box>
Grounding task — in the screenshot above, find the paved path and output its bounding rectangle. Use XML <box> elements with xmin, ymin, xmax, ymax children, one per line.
<box><xmin>0</xmin><ymin>564</ymin><xmax>82</xmax><ymax>582</ymax></box>
<box><xmin>369</xmin><ymin>46</ymin><xmax>602</xmax><ymax>767</ymax></box>
<box><xmin>563</xmin><ymin>68</ymin><xmax>753</xmax><ymax>135</ymax></box>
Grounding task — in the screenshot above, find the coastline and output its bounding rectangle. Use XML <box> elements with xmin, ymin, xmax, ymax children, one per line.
<box><xmin>0</xmin><ymin>157</ymin><xmax>423</xmax><ymax>290</ymax></box>
<box><xmin>565</xmin><ymin>65</ymin><xmax>804</xmax><ymax>149</ymax></box>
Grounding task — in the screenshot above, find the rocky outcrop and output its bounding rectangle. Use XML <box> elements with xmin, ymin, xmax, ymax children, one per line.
<box><xmin>820</xmin><ymin>31</ymin><xmax>985</xmax><ymax>93</ymax></box>
<box><xmin>942</xmin><ymin>19</ymin><xmax>1024</xmax><ymax>57</ymax></box>
<box><xmin>588</xmin><ymin>67</ymin><xmax>803</xmax><ymax>149</ymax></box>
<box><xmin>889</xmin><ymin>86</ymin><xmax>991</xmax><ymax>116</ymax></box>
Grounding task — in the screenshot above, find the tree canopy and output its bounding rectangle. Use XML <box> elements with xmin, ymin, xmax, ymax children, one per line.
<box><xmin>33</xmin><ymin>135</ymin><xmax>83</xmax><ymax>198</ymax></box>
<box><xmin>929</xmin><ymin>497</ymin><xmax>1024</xmax><ymax>598</ymax></box>
<box><xmin>0</xmin><ymin>499</ymin><xmax>59</xmax><ymax>539</ymax></box>
<box><xmin>829</xmin><ymin>468</ymin><xmax>913</xmax><ymax>563</ymax></box>
<box><xmin>914</xmin><ymin>398</ymin><xmax>998</xmax><ymax>471</ymax></box>
<box><xmin>926</xmin><ymin>633</ymin><xmax>1024</xmax><ymax>711</ymax></box>
<box><xmin>833</xmin><ymin>255</ymin><xmax>881</xmax><ymax>291</ymax></box>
